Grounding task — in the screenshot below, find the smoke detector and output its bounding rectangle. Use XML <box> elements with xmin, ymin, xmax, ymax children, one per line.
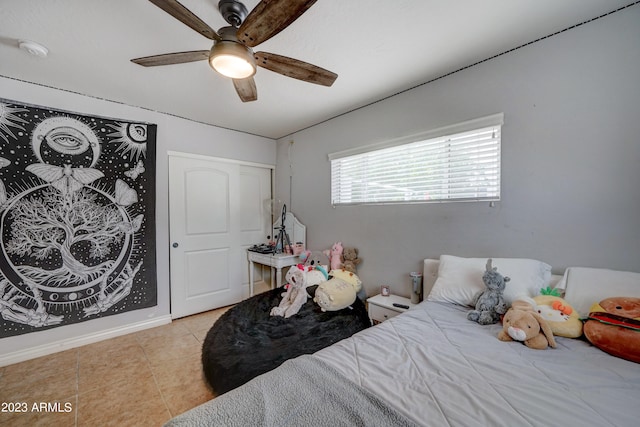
<box><xmin>18</xmin><ymin>40</ymin><xmax>49</xmax><ymax>58</ymax></box>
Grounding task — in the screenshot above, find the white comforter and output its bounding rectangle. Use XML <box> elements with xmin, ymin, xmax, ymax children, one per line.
<box><xmin>317</xmin><ymin>301</ymin><xmax>640</xmax><ymax>427</ymax></box>
<box><xmin>167</xmin><ymin>300</ymin><xmax>640</xmax><ymax>427</ymax></box>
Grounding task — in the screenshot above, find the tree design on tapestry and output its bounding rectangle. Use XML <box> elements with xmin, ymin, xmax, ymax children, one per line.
<box><xmin>0</xmin><ymin>98</ymin><xmax>156</xmax><ymax>337</ymax></box>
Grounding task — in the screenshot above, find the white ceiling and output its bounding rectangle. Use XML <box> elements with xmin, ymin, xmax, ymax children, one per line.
<box><xmin>0</xmin><ymin>1</ymin><xmax>633</xmax><ymax>139</ymax></box>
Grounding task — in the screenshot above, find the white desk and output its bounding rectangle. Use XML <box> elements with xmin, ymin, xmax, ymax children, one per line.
<box><xmin>247</xmin><ymin>252</ymin><xmax>299</xmax><ymax>296</ymax></box>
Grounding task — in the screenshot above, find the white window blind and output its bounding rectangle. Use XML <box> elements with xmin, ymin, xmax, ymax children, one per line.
<box><xmin>330</xmin><ymin>117</ymin><xmax>502</xmax><ymax>206</ymax></box>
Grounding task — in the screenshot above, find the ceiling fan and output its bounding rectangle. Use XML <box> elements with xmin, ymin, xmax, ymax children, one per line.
<box><xmin>131</xmin><ymin>0</ymin><xmax>338</xmax><ymax>102</ymax></box>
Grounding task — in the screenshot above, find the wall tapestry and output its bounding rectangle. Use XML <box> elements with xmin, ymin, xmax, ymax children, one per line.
<box><xmin>0</xmin><ymin>98</ymin><xmax>156</xmax><ymax>338</ymax></box>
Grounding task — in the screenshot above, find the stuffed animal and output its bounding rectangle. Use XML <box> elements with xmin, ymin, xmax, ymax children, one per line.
<box><xmin>314</xmin><ymin>278</ymin><xmax>356</xmax><ymax>312</ymax></box>
<box><xmin>295</xmin><ymin>263</ymin><xmax>328</xmax><ymax>287</ymax></box>
<box><xmin>313</xmin><ymin>269</ymin><xmax>363</xmax><ymax>312</ymax></box>
<box><xmin>299</xmin><ymin>250</ymin><xmax>329</xmax><ymax>269</ymax></box>
<box><xmin>583</xmin><ymin>297</ymin><xmax>640</xmax><ymax>363</ymax></box>
<box><xmin>342</xmin><ymin>247</ymin><xmax>362</xmax><ymax>273</ymax></box>
<box><xmin>323</xmin><ymin>242</ymin><xmax>344</xmax><ymax>271</ymax></box>
<box><xmin>270</xmin><ymin>266</ymin><xmax>308</xmax><ymax>318</ymax></box>
<box><xmin>328</xmin><ymin>269</ymin><xmax>362</xmax><ymax>293</ymax></box>
<box><xmin>533</xmin><ymin>290</ymin><xmax>583</xmax><ymax>338</ymax></box>
<box><xmin>298</xmin><ymin>251</ymin><xmax>329</xmax><ymax>283</ymax></box>
<box><xmin>467</xmin><ymin>259</ymin><xmax>509</xmax><ymax>325</ymax></box>
<box><xmin>498</xmin><ymin>300</ymin><xmax>557</xmax><ymax>349</ymax></box>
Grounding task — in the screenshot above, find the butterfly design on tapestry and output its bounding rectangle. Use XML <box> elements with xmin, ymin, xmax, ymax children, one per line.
<box><xmin>26</xmin><ymin>163</ymin><xmax>104</xmax><ymax>195</ymax></box>
<box><xmin>124</xmin><ymin>160</ymin><xmax>145</xmax><ymax>180</ymax></box>
<box><xmin>114</xmin><ymin>179</ymin><xmax>138</xmax><ymax>206</ymax></box>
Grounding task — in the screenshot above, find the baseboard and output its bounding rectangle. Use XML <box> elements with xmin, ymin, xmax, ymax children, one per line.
<box><xmin>0</xmin><ymin>315</ymin><xmax>172</xmax><ymax>367</ymax></box>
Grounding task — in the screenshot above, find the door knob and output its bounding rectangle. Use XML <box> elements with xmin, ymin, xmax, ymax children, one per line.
<box><xmin>172</xmin><ymin>242</ymin><xmax>179</xmax><ymax>248</ymax></box>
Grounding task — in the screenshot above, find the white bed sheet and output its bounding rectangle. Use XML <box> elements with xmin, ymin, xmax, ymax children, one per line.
<box><xmin>316</xmin><ymin>300</ymin><xmax>640</xmax><ymax>426</ymax></box>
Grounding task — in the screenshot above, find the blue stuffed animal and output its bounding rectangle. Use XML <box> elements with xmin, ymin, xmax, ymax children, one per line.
<box><xmin>467</xmin><ymin>259</ymin><xmax>509</xmax><ymax>325</ymax></box>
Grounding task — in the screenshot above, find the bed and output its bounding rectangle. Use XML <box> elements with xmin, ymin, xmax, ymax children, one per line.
<box><xmin>165</xmin><ymin>256</ymin><xmax>640</xmax><ymax>426</ymax></box>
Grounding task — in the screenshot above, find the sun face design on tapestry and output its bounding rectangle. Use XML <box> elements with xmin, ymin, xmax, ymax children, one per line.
<box><xmin>0</xmin><ymin>98</ymin><xmax>157</xmax><ymax>337</ymax></box>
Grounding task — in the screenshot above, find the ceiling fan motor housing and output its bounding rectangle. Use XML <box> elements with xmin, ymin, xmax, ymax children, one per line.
<box><xmin>209</xmin><ymin>26</ymin><xmax>256</xmax><ymax>78</ymax></box>
<box><xmin>217</xmin><ymin>26</ymin><xmax>244</xmax><ymax>42</ymax></box>
<box><xmin>218</xmin><ymin>0</ymin><xmax>248</xmax><ymax>27</ymax></box>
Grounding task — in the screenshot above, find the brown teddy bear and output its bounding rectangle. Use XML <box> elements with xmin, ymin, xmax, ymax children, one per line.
<box><xmin>341</xmin><ymin>247</ymin><xmax>361</xmax><ymax>273</ymax></box>
<box><xmin>498</xmin><ymin>300</ymin><xmax>557</xmax><ymax>350</ymax></box>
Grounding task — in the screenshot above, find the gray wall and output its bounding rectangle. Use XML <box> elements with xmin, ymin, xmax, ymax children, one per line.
<box><xmin>274</xmin><ymin>5</ymin><xmax>640</xmax><ymax>298</ymax></box>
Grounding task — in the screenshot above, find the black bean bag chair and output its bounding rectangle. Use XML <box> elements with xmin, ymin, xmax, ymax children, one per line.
<box><xmin>201</xmin><ymin>287</ymin><xmax>371</xmax><ymax>395</ymax></box>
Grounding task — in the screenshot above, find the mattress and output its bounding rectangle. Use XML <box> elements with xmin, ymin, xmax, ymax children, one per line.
<box><xmin>317</xmin><ymin>300</ymin><xmax>640</xmax><ymax>426</ymax></box>
<box><xmin>167</xmin><ymin>299</ymin><xmax>640</xmax><ymax>426</ymax></box>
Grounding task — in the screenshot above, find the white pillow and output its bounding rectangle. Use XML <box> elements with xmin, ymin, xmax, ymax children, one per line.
<box><xmin>559</xmin><ymin>267</ymin><xmax>640</xmax><ymax>318</ymax></box>
<box><xmin>427</xmin><ymin>255</ymin><xmax>552</xmax><ymax>307</ymax></box>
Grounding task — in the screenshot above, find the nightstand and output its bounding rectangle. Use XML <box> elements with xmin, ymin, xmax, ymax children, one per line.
<box><xmin>367</xmin><ymin>294</ymin><xmax>416</xmax><ymax>324</ymax></box>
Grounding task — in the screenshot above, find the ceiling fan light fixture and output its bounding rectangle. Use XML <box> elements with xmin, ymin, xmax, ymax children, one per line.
<box><xmin>209</xmin><ymin>41</ymin><xmax>256</xmax><ymax>79</ymax></box>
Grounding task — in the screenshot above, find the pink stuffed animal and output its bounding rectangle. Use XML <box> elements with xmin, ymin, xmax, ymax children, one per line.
<box><xmin>323</xmin><ymin>242</ymin><xmax>344</xmax><ymax>271</ymax></box>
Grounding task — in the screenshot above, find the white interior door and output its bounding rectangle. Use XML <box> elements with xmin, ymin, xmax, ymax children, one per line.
<box><xmin>239</xmin><ymin>165</ymin><xmax>273</xmax><ymax>287</ymax></box>
<box><xmin>168</xmin><ymin>153</ymin><xmax>271</xmax><ymax>319</ymax></box>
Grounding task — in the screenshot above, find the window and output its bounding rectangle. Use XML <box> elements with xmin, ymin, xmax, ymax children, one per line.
<box><xmin>329</xmin><ymin>114</ymin><xmax>502</xmax><ymax>205</ymax></box>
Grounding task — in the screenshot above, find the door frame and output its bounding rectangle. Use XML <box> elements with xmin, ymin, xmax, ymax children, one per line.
<box><xmin>168</xmin><ymin>151</ymin><xmax>275</xmax><ymax>171</ymax></box>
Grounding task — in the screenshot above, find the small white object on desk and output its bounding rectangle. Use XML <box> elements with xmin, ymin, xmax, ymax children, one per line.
<box><xmin>367</xmin><ymin>293</ymin><xmax>416</xmax><ymax>324</ymax></box>
<box><xmin>247</xmin><ymin>252</ymin><xmax>299</xmax><ymax>296</ymax></box>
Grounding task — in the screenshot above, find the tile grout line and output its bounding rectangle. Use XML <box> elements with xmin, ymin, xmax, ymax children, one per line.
<box><xmin>134</xmin><ymin>331</ymin><xmax>175</xmax><ymax>419</ymax></box>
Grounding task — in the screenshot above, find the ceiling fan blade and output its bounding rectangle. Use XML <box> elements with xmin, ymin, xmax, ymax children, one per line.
<box><xmin>233</xmin><ymin>77</ymin><xmax>258</xmax><ymax>102</ymax></box>
<box><xmin>254</xmin><ymin>52</ymin><xmax>337</xmax><ymax>86</ymax></box>
<box><xmin>149</xmin><ymin>0</ymin><xmax>220</xmax><ymax>41</ymax></box>
<box><xmin>131</xmin><ymin>50</ymin><xmax>210</xmax><ymax>67</ymax></box>
<box><xmin>238</xmin><ymin>0</ymin><xmax>317</xmax><ymax>47</ymax></box>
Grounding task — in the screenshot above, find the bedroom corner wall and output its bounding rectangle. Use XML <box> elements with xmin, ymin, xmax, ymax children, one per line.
<box><xmin>0</xmin><ymin>77</ymin><xmax>276</xmax><ymax>365</ymax></box>
<box><xmin>274</xmin><ymin>5</ymin><xmax>640</xmax><ymax>298</ymax></box>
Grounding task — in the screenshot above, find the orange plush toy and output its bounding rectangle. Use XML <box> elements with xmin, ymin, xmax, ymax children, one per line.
<box><xmin>583</xmin><ymin>297</ymin><xmax>640</xmax><ymax>364</ymax></box>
